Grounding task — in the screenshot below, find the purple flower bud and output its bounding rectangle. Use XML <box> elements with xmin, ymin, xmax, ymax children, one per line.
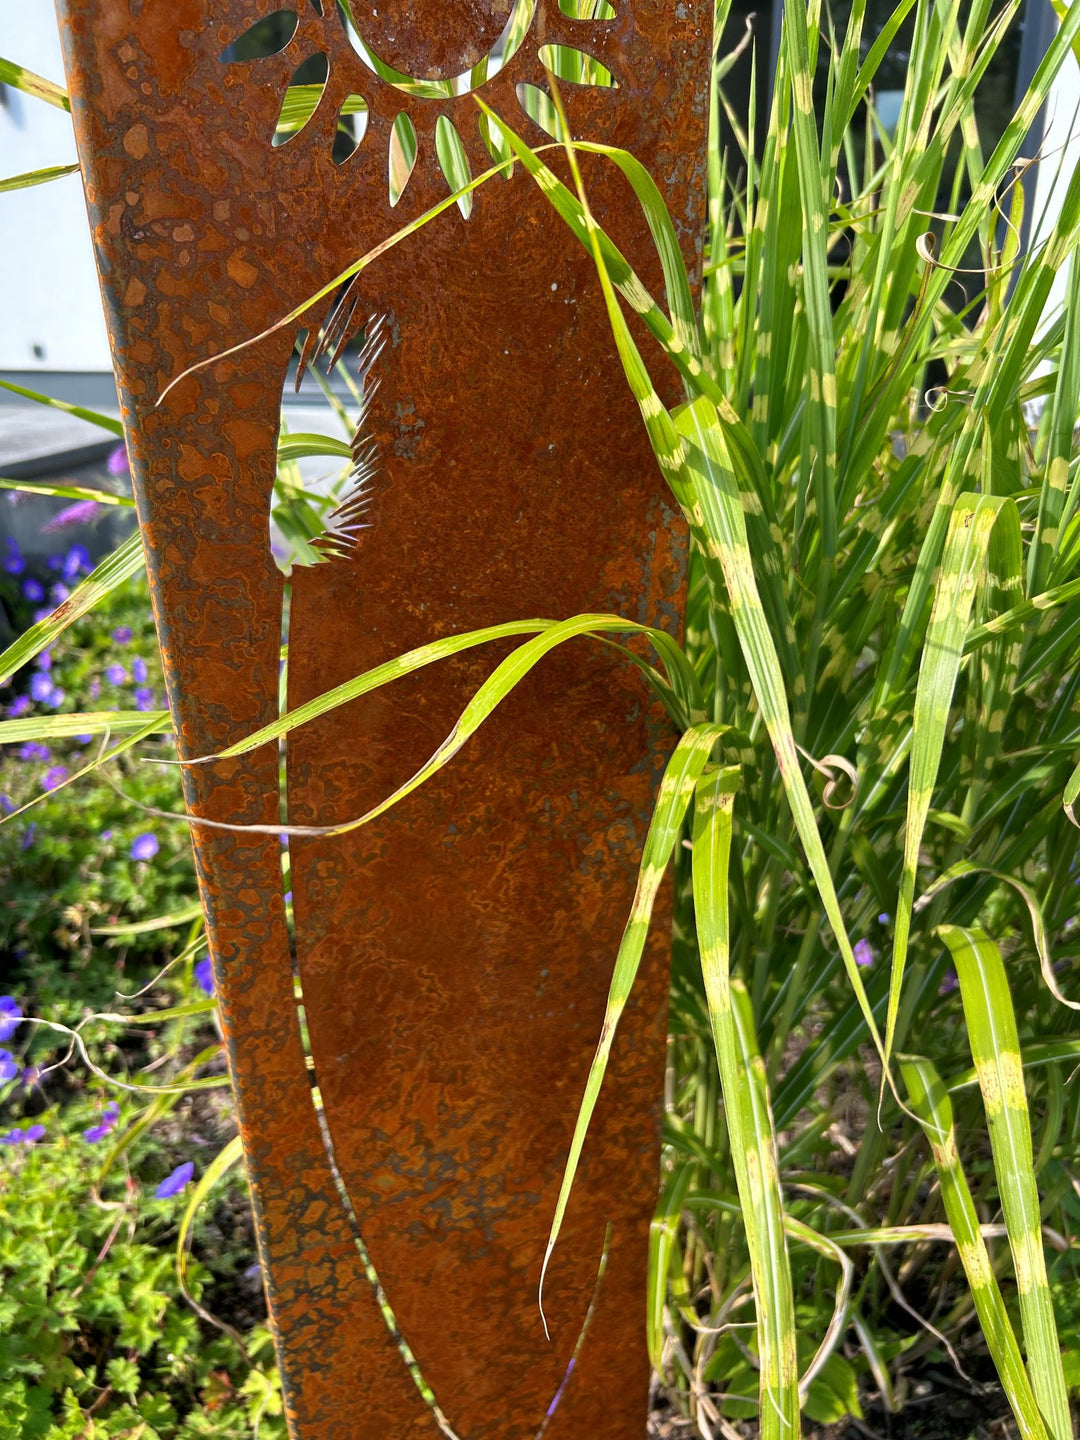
<box><xmin>155</xmin><ymin>1160</ymin><xmax>195</xmax><ymax>1198</ymax></box>
<box><xmin>878</xmin><ymin>913</ymin><xmax>890</xmax><ymax>924</ymax></box>
<box><xmin>22</xmin><ymin>578</ymin><xmax>44</xmax><ymax>603</ymax></box>
<box><xmin>50</xmin><ymin>583</ymin><xmax>69</xmax><ymax>604</ymax></box>
<box><xmin>107</xmin><ymin>444</ymin><xmax>130</xmax><ymax>478</ymax></box>
<box><xmin>112</xmin><ymin>626</ymin><xmax>133</xmax><ymax>644</ymax></box>
<box><xmin>130</xmin><ymin>832</ymin><xmax>159</xmax><ymax>862</ymax></box>
<box><xmin>0</xmin><ymin>999</ymin><xmax>22</xmax><ymax>1042</ymax></box>
<box><xmin>0</xmin><ymin>796</ymin><xmax>12</xmax><ymax>815</ymax></box>
<box><xmin>42</xmin><ymin>504</ymin><xmax>100</xmax><ymax>536</ymax></box>
<box><xmin>132</xmin><ymin>656</ymin><xmax>148</xmax><ymax>684</ymax></box>
<box><xmin>37</xmin><ymin>649</ymin><xmax>52</xmax><ymax>671</ymax></box>
<box><xmin>21</xmin><ymin>824</ymin><xmax>36</xmax><ymax>851</ymax></box>
<box><xmin>89</xmin><ymin>677</ymin><xmax>101</xmax><ymax>699</ymax></box>
<box><xmin>0</xmin><ymin>1051</ymin><xmax>17</xmax><ymax>1083</ymax></box>
<box><xmin>194</xmin><ymin>957</ymin><xmax>215</xmax><ymax>997</ymax></box>
<box><xmin>75</xmin><ymin>733</ymin><xmax>92</xmax><ymax>744</ymax></box>
<box><xmin>105</xmin><ymin>663</ymin><xmax>127</xmax><ymax>686</ymax></box>
<box><xmin>853</xmin><ymin>938</ymin><xmax>874</xmax><ymax>968</ymax></box>
<box><xmin>3</xmin><ymin>539</ymin><xmax>23</xmax><ymax>576</ymax></box>
<box><xmin>134</xmin><ymin>686</ymin><xmax>155</xmax><ymax>712</ymax></box>
<box><xmin>939</xmin><ymin>970</ymin><xmax>958</xmax><ymax>995</ymax></box>
<box><xmin>7</xmin><ymin>695</ymin><xmax>31</xmax><ymax>718</ymax></box>
<box><xmin>18</xmin><ymin>742</ymin><xmax>49</xmax><ymax>762</ymax></box>
<box><xmin>41</xmin><ymin>765</ymin><xmax>68</xmax><ymax>792</ymax></box>
<box><xmin>83</xmin><ymin>1101</ymin><xmax>121</xmax><ymax>1143</ymax></box>
<box><xmin>101</xmin><ymin>829</ymin><xmax>112</xmax><ymax>841</ymax></box>
<box><xmin>30</xmin><ymin>674</ymin><xmax>53</xmax><ymax>703</ymax></box>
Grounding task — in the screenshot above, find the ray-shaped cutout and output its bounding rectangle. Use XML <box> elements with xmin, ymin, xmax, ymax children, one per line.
<box><xmin>478</xmin><ymin>111</ymin><xmax>515</xmax><ymax>180</ymax></box>
<box><xmin>435</xmin><ymin>116</ymin><xmax>474</xmax><ymax>219</ymax></box>
<box><xmin>558</xmin><ymin>0</ymin><xmax>616</xmax><ymax>17</ymax></box>
<box><xmin>388</xmin><ymin>112</ymin><xmax>418</xmax><ymax>207</ymax></box>
<box><xmin>537</xmin><ymin>43</ymin><xmax>618</xmax><ymax>87</ymax></box>
<box><xmin>516</xmin><ymin>82</ymin><xmax>566</xmax><ymax>141</ymax></box>
<box><xmin>333</xmin><ymin>94</ymin><xmax>368</xmax><ymax>165</ymax></box>
<box><xmin>219</xmin><ymin>9</ymin><xmax>299</xmax><ymax>63</ymax></box>
<box><xmin>272</xmin><ymin>53</ymin><xmax>329</xmax><ymax>146</ymax></box>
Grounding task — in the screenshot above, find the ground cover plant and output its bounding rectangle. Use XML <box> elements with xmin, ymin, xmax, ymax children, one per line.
<box><xmin>3</xmin><ymin>0</ymin><xmax>1080</xmax><ymax>1434</ymax></box>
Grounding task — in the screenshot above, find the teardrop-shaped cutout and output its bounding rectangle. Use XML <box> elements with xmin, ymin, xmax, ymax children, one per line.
<box><xmin>558</xmin><ymin>0</ymin><xmax>616</xmax><ymax>17</ymax></box>
<box><xmin>435</xmin><ymin>116</ymin><xmax>474</xmax><ymax>219</ymax></box>
<box><xmin>388</xmin><ymin>112</ymin><xmax>418</xmax><ymax>207</ymax></box>
<box><xmin>272</xmin><ymin>53</ymin><xmax>330</xmax><ymax>146</ymax></box>
<box><xmin>516</xmin><ymin>82</ymin><xmax>565</xmax><ymax>141</ymax></box>
<box><xmin>332</xmin><ymin>93</ymin><xmax>369</xmax><ymax>164</ymax></box>
<box><xmin>310</xmin><ymin>0</ymin><xmax>324</xmax><ymax>13</ymax></box>
<box><xmin>478</xmin><ymin>111</ymin><xmax>514</xmax><ymax>180</ymax></box>
<box><xmin>537</xmin><ymin>43</ymin><xmax>617</xmax><ymax>87</ymax></box>
<box><xmin>220</xmin><ymin>10</ymin><xmax>299</xmax><ymax>63</ymax></box>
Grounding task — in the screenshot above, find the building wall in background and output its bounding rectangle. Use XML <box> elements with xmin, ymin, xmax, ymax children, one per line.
<box><xmin>0</xmin><ymin>3</ymin><xmax>111</xmax><ymax>372</ymax></box>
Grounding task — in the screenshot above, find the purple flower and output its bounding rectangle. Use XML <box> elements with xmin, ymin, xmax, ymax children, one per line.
<box><xmin>101</xmin><ymin>829</ymin><xmax>112</xmax><ymax>841</ymax></box>
<box><xmin>112</xmin><ymin>626</ymin><xmax>133</xmax><ymax>644</ymax></box>
<box><xmin>23</xmin><ymin>1124</ymin><xmax>45</xmax><ymax>1144</ymax></box>
<box><xmin>134</xmin><ymin>686</ymin><xmax>155</xmax><ymax>712</ymax></box>
<box><xmin>46</xmin><ymin>555</ymin><xmax>63</xmax><ymax>573</ymax></box>
<box><xmin>32</xmin><ymin>608</ymin><xmax>51</xmax><ymax>623</ymax></box>
<box><xmin>878</xmin><ymin>913</ymin><xmax>890</xmax><ymax>924</ymax></box>
<box><xmin>18</xmin><ymin>742</ymin><xmax>50</xmax><ymax>762</ymax></box>
<box><xmin>105</xmin><ymin>663</ymin><xmax>127</xmax><ymax>686</ymax></box>
<box><xmin>132</xmin><ymin>656</ymin><xmax>148</xmax><ymax>684</ymax></box>
<box><xmin>63</xmin><ymin>542</ymin><xmax>93</xmax><ymax>578</ymax></box>
<box><xmin>89</xmin><ymin>677</ymin><xmax>101</xmax><ymax>700</ymax></box>
<box><xmin>0</xmin><ymin>999</ymin><xmax>21</xmax><ymax>1042</ymax></box>
<box><xmin>853</xmin><ymin>939</ymin><xmax>875</xmax><ymax>968</ymax></box>
<box><xmin>107</xmin><ymin>444</ymin><xmax>130</xmax><ymax>478</ymax></box>
<box><xmin>155</xmin><ymin>1160</ymin><xmax>195</xmax><ymax>1198</ymax></box>
<box><xmin>75</xmin><ymin>733</ymin><xmax>92</xmax><ymax>744</ymax></box>
<box><xmin>939</xmin><ymin>970</ymin><xmax>958</xmax><ymax>995</ymax></box>
<box><xmin>30</xmin><ymin>673</ymin><xmax>53</xmax><ymax>704</ymax></box>
<box><xmin>0</xmin><ymin>795</ymin><xmax>12</xmax><ymax>815</ymax></box>
<box><xmin>50</xmin><ymin>583</ymin><xmax>69</xmax><ymax>605</ymax></box>
<box><xmin>0</xmin><ymin>1051</ymin><xmax>17</xmax><ymax>1083</ymax></box>
<box><xmin>7</xmin><ymin>695</ymin><xmax>31</xmax><ymax>718</ymax></box>
<box><xmin>21</xmin><ymin>824</ymin><xmax>36</xmax><ymax>851</ymax></box>
<box><xmin>83</xmin><ymin>1101</ymin><xmax>120</xmax><ymax>1143</ymax></box>
<box><xmin>22</xmin><ymin>578</ymin><xmax>44</xmax><ymax>603</ymax></box>
<box><xmin>3</xmin><ymin>539</ymin><xmax>23</xmax><ymax>575</ymax></box>
<box><xmin>42</xmin><ymin>686</ymin><xmax>64</xmax><ymax>710</ymax></box>
<box><xmin>130</xmin><ymin>832</ymin><xmax>159</xmax><ymax>862</ymax></box>
<box><xmin>37</xmin><ymin>649</ymin><xmax>52</xmax><ymax>671</ymax></box>
<box><xmin>43</xmin><ymin>504</ymin><xmax>100</xmax><ymax>536</ymax></box>
<box><xmin>41</xmin><ymin>765</ymin><xmax>68</xmax><ymax>792</ymax></box>
<box><xmin>194</xmin><ymin>957</ymin><xmax>215</xmax><ymax>997</ymax></box>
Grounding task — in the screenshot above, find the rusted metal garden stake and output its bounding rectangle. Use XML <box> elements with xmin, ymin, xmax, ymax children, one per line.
<box><xmin>56</xmin><ymin>2</ymin><xmax>710</xmax><ymax>1434</ymax></box>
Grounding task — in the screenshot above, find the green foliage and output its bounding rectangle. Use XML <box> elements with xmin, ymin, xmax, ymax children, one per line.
<box><xmin>0</xmin><ymin>576</ymin><xmax>191</xmax><ymax>1011</ymax></box>
<box><xmin>0</xmin><ymin>1101</ymin><xmax>282</xmax><ymax>1440</ymax></box>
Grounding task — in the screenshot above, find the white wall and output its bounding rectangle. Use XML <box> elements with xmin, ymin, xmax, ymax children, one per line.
<box><xmin>0</xmin><ymin>2</ymin><xmax>112</xmax><ymax>371</ymax></box>
<box><xmin>1029</xmin><ymin>43</ymin><xmax>1080</xmax><ymax>324</ymax></box>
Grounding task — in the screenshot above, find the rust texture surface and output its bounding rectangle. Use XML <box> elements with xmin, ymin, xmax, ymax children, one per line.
<box><xmin>55</xmin><ymin>2</ymin><xmax>710</xmax><ymax>1435</ymax></box>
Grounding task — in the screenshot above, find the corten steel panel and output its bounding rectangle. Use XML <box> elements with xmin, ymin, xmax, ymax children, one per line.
<box><xmin>55</xmin><ymin>2</ymin><xmax>709</xmax><ymax>1435</ymax></box>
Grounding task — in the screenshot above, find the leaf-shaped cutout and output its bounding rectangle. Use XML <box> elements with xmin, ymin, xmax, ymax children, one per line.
<box><xmin>537</xmin><ymin>43</ymin><xmax>617</xmax><ymax>86</ymax></box>
<box><xmin>435</xmin><ymin>116</ymin><xmax>474</xmax><ymax>219</ymax></box>
<box><xmin>310</xmin><ymin>0</ymin><xmax>323</xmax><ymax>13</ymax></box>
<box><xmin>332</xmin><ymin>94</ymin><xmax>368</xmax><ymax>165</ymax></box>
<box><xmin>272</xmin><ymin>54</ymin><xmax>329</xmax><ymax>147</ymax></box>
<box><xmin>558</xmin><ymin>0</ymin><xmax>616</xmax><ymax>17</ymax></box>
<box><xmin>219</xmin><ymin>10</ymin><xmax>299</xmax><ymax>63</ymax></box>
<box><xmin>478</xmin><ymin>111</ymin><xmax>515</xmax><ymax>179</ymax></box>
<box><xmin>388</xmin><ymin>112</ymin><xmax>418</xmax><ymax>207</ymax></box>
<box><xmin>516</xmin><ymin>82</ymin><xmax>565</xmax><ymax>141</ymax></box>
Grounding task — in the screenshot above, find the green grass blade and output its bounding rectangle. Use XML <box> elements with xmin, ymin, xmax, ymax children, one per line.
<box><xmin>692</xmin><ymin>765</ymin><xmax>800</xmax><ymax>1440</ymax></box>
<box><xmin>887</xmin><ymin>495</ymin><xmax>1022</xmax><ymax>1064</ymax></box>
<box><xmin>0</xmin><ymin>162</ymin><xmax>80</xmax><ymax>192</ymax></box>
<box><xmin>938</xmin><ymin>926</ymin><xmax>1071</xmax><ymax>1440</ymax></box>
<box><xmin>0</xmin><ymin>56</ymin><xmax>70</xmax><ymax>110</ymax></box>
<box><xmin>900</xmin><ymin>1055</ymin><xmax>1051</xmax><ymax>1440</ymax></box>
<box><xmin>539</xmin><ymin>723</ymin><xmax>731</xmax><ymax>1330</ymax></box>
<box><xmin>0</xmin><ymin>531</ymin><xmax>145</xmax><ymax>688</ymax></box>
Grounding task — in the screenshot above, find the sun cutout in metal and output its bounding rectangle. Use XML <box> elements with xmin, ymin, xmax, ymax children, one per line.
<box><xmin>56</xmin><ymin>1</ymin><xmax>711</xmax><ymax>1436</ymax></box>
<box><xmin>222</xmin><ymin>0</ymin><xmax>617</xmax><ymax>209</ymax></box>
